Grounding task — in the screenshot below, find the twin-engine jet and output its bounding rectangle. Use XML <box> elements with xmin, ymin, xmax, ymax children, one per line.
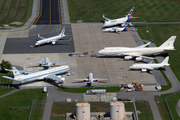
<box><xmin>103</xmin><ymin>24</ymin><xmax>130</xmax><ymax>33</ymax></box>
<box><xmin>35</xmin><ymin>27</ymin><xmax>71</xmax><ymax>46</ymax></box>
<box><xmin>29</xmin><ymin>57</ymin><xmax>66</xmax><ymax>67</ymax></box>
<box><xmin>103</xmin><ymin>7</ymin><xmax>141</xmax><ymax>27</ymax></box>
<box><xmin>98</xmin><ymin>36</ymin><xmax>176</xmax><ymax>61</ymax></box>
<box><xmin>74</xmin><ymin>73</ymin><xmax>108</xmax><ymax>85</ymax></box>
<box><xmin>130</xmin><ymin>56</ymin><xmax>170</xmax><ymax>72</ymax></box>
<box><xmin>2</xmin><ymin>65</ymin><xmax>70</xmax><ymax>82</ymax></box>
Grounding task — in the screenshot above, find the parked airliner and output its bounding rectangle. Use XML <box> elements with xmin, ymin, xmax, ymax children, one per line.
<box><xmin>3</xmin><ymin>65</ymin><xmax>70</xmax><ymax>82</ymax></box>
<box><xmin>103</xmin><ymin>7</ymin><xmax>140</xmax><ymax>27</ymax></box>
<box><xmin>74</xmin><ymin>73</ymin><xmax>108</xmax><ymax>85</ymax></box>
<box><xmin>103</xmin><ymin>24</ymin><xmax>130</xmax><ymax>32</ymax></box>
<box><xmin>98</xmin><ymin>36</ymin><xmax>176</xmax><ymax>61</ymax></box>
<box><xmin>29</xmin><ymin>57</ymin><xmax>66</xmax><ymax>67</ymax></box>
<box><xmin>130</xmin><ymin>56</ymin><xmax>170</xmax><ymax>72</ymax></box>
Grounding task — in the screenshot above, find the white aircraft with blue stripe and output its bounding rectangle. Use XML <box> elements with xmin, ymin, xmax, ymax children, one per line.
<box><xmin>2</xmin><ymin>65</ymin><xmax>70</xmax><ymax>82</ymax></box>
<box><xmin>103</xmin><ymin>24</ymin><xmax>130</xmax><ymax>32</ymax></box>
<box><xmin>103</xmin><ymin>7</ymin><xmax>141</xmax><ymax>27</ymax></box>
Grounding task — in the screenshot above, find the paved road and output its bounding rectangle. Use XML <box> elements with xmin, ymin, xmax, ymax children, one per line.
<box><xmin>36</xmin><ymin>0</ymin><xmax>62</xmax><ymax>24</ymax></box>
<box><xmin>136</xmin><ymin>22</ymin><xmax>180</xmax><ymax>25</ymax></box>
<box><xmin>42</xmin><ymin>87</ymin><xmax>83</xmax><ymax>120</ymax></box>
<box><xmin>0</xmin><ymin>89</ymin><xmax>22</xmax><ymax>99</ymax></box>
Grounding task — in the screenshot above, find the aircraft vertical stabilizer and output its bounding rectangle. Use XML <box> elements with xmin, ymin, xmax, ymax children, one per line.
<box><xmin>59</xmin><ymin>27</ymin><xmax>66</xmax><ymax>37</ymax></box>
<box><xmin>159</xmin><ymin>36</ymin><xmax>176</xmax><ymax>50</ymax></box>
<box><xmin>123</xmin><ymin>24</ymin><xmax>130</xmax><ymax>31</ymax></box>
<box><xmin>127</xmin><ymin>7</ymin><xmax>135</xmax><ymax>21</ymax></box>
<box><xmin>161</xmin><ymin>56</ymin><xmax>169</xmax><ymax>65</ymax></box>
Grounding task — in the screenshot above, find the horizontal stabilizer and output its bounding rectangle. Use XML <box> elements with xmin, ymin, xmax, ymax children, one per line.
<box><xmin>135</xmin><ymin>42</ymin><xmax>151</xmax><ymax>48</ymax></box>
<box><xmin>94</xmin><ymin>78</ymin><xmax>108</xmax><ymax>81</ymax></box>
<box><xmin>2</xmin><ymin>76</ymin><xmax>14</xmax><ymax>80</ymax></box>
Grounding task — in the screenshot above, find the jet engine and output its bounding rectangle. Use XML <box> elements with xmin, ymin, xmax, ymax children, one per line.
<box><xmin>124</xmin><ymin>56</ymin><xmax>133</xmax><ymax>60</ymax></box>
<box><xmin>121</xmin><ymin>23</ymin><xmax>125</xmax><ymax>27</ymax></box>
<box><xmin>135</xmin><ymin>57</ymin><xmax>143</xmax><ymax>61</ymax></box>
<box><xmin>51</xmin><ymin>41</ymin><xmax>56</xmax><ymax>46</ymax></box>
<box><xmin>129</xmin><ymin>23</ymin><xmax>133</xmax><ymax>26</ymax></box>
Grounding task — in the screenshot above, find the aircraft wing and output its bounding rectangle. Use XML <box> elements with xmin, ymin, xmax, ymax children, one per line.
<box><xmin>18</xmin><ymin>70</ymin><xmax>36</xmax><ymax>74</ymax></box>
<box><xmin>112</xmin><ymin>27</ymin><xmax>121</xmax><ymax>32</ymax></box>
<box><xmin>103</xmin><ymin>14</ymin><xmax>111</xmax><ymax>21</ymax></box>
<box><xmin>142</xmin><ymin>67</ymin><xmax>154</xmax><ymax>71</ymax></box>
<box><xmin>74</xmin><ymin>78</ymin><xmax>89</xmax><ymax>81</ymax></box>
<box><xmin>94</xmin><ymin>78</ymin><xmax>108</xmax><ymax>81</ymax></box>
<box><xmin>45</xmin><ymin>74</ymin><xmax>64</xmax><ymax>82</ymax></box>
<box><xmin>51</xmin><ymin>62</ymin><xmax>67</xmax><ymax>65</ymax></box>
<box><xmin>121</xmin><ymin>53</ymin><xmax>154</xmax><ymax>59</ymax></box>
<box><xmin>38</xmin><ymin>34</ymin><xmax>46</xmax><ymax>40</ymax></box>
<box><xmin>135</xmin><ymin>42</ymin><xmax>151</xmax><ymax>48</ymax></box>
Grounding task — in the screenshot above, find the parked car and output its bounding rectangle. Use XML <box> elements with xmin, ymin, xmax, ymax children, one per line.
<box><xmin>91</xmin><ymin>54</ymin><xmax>97</xmax><ymax>57</ymax></box>
<box><xmin>83</xmin><ymin>51</ymin><xmax>88</xmax><ymax>55</ymax></box>
<box><xmin>79</xmin><ymin>54</ymin><xmax>85</xmax><ymax>57</ymax></box>
<box><xmin>69</xmin><ymin>53</ymin><xmax>73</xmax><ymax>57</ymax></box>
<box><xmin>71</xmin><ymin>52</ymin><xmax>79</xmax><ymax>55</ymax></box>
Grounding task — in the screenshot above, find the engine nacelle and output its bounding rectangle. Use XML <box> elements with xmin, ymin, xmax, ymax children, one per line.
<box><xmin>51</xmin><ymin>41</ymin><xmax>56</xmax><ymax>46</ymax></box>
<box><xmin>135</xmin><ymin>57</ymin><xmax>143</xmax><ymax>61</ymax></box>
<box><xmin>122</xmin><ymin>23</ymin><xmax>125</xmax><ymax>27</ymax></box>
<box><xmin>129</xmin><ymin>23</ymin><xmax>133</xmax><ymax>26</ymax></box>
<box><xmin>124</xmin><ymin>56</ymin><xmax>133</xmax><ymax>60</ymax></box>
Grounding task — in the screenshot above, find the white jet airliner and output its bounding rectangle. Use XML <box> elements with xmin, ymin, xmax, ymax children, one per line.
<box><xmin>29</xmin><ymin>57</ymin><xmax>66</xmax><ymax>67</ymax></box>
<box><xmin>35</xmin><ymin>27</ymin><xmax>71</xmax><ymax>46</ymax></box>
<box><xmin>130</xmin><ymin>56</ymin><xmax>170</xmax><ymax>72</ymax></box>
<box><xmin>98</xmin><ymin>36</ymin><xmax>176</xmax><ymax>61</ymax></box>
<box><xmin>103</xmin><ymin>7</ymin><xmax>140</xmax><ymax>27</ymax></box>
<box><xmin>74</xmin><ymin>73</ymin><xmax>108</xmax><ymax>85</ymax></box>
<box><xmin>2</xmin><ymin>65</ymin><xmax>70</xmax><ymax>82</ymax></box>
<box><xmin>103</xmin><ymin>24</ymin><xmax>130</xmax><ymax>33</ymax></box>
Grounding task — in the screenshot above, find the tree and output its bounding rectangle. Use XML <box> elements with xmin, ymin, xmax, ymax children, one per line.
<box><xmin>0</xmin><ymin>60</ymin><xmax>11</xmax><ymax>73</ymax></box>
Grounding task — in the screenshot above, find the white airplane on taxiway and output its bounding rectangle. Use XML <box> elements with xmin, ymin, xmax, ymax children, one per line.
<box><xmin>35</xmin><ymin>27</ymin><xmax>71</xmax><ymax>46</ymax></box>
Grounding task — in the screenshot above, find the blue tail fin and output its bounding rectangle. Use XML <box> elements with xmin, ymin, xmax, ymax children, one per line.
<box><xmin>123</xmin><ymin>24</ymin><xmax>130</xmax><ymax>31</ymax></box>
<box><xmin>127</xmin><ymin>7</ymin><xmax>135</xmax><ymax>21</ymax></box>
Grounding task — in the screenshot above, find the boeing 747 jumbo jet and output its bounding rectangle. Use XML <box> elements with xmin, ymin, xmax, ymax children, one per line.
<box><xmin>74</xmin><ymin>73</ymin><xmax>108</xmax><ymax>85</ymax></box>
<box><xmin>2</xmin><ymin>65</ymin><xmax>70</xmax><ymax>82</ymax></box>
<box><xmin>103</xmin><ymin>24</ymin><xmax>130</xmax><ymax>33</ymax></box>
<box><xmin>130</xmin><ymin>56</ymin><xmax>170</xmax><ymax>72</ymax></box>
<box><xmin>98</xmin><ymin>36</ymin><xmax>176</xmax><ymax>61</ymax></box>
<box><xmin>35</xmin><ymin>27</ymin><xmax>71</xmax><ymax>46</ymax></box>
<box><xmin>103</xmin><ymin>7</ymin><xmax>141</xmax><ymax>27</ymax></box>
<box><xmin>29</xmin><ymin>57</ymin><xmax>67</xmax><ymax>67</ymax></box>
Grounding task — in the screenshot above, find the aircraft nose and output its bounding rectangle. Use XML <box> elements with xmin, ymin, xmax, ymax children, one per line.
<box><xmin>98</xmin><ymin>50</ymin><xmax>103</xmax><ymax>54</ymax></box>
<box><xmin>130</xmin><ymin>66</ymin><xmax>134</xmax><ymax>69</ymax></box>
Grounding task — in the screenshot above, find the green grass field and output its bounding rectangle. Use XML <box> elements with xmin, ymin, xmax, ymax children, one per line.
<box><xmin>57</xmin><ymin>86</ymin><xmax>120</xmax><ymax>93</ymax></box>
<box><xmin>0</xmin><ymin>74</ymin><xmax>14</xmax><ymax>96</ymax></box>
<box><xmin>0</xmin><ymin>89</ymin><xmax>46</xmax><ymax>120</ymax></box>
<box><xmin>136</xmin><ymin>101</ymin><xmax>154</xmax><ymax>120</ymax></box>
<box><xmin>155</xmin><ymin>93</ymin><xmax>180</xmax><ymax>120</ymax></box>
<box><xmin>0</xmin><ymin>0</ymin><xmax>33</xmax><ymax>27</ymax></box>
<box><xmin>67</xmin><ymin>0</ymin><xmax>180</xmax><ymax>23</ymax></box>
